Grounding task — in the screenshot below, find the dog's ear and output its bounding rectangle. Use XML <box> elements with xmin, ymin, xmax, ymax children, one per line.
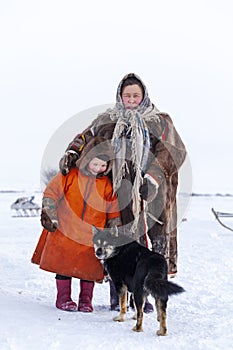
<box><xmin>92</xmin><ymin>225</ymin><xmax>99</xmax><ymax>236</ymax></box>
<box><xmin>110</xmin><ymin>225</ymin><xmax>118</xmax><ymax>237</ymax></box>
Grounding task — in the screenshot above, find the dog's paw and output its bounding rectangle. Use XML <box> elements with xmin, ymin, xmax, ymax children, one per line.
<box><xmin>113</xmin><ymin>314</ymin><xmax>125</xmax><ymax>322</ymax></box>
<box><xmin>156</xmin><ymin>329</ymin><xmax>168</xmax><ymax>336</ymax></box>
<box><xmin>133</xmin><ymin>325</ymin><xmax>143</xmax><ymax>332</ymax></box>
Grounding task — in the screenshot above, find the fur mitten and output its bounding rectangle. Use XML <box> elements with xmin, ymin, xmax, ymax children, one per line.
<box><xmin>59</xmin><ymin>150</ymin><xmax>78</xmax><ymax>176</ymax></box>
<box><xmin>40</xmin><ymin>197</ymin><xmax>58</xmax><ymax>232</ymax></box>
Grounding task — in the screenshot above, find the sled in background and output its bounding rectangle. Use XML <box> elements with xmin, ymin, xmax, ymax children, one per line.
<box><xmin>211</xmin><ymin>208</ymin><xmax>233</xmax><ymax>232</ymax></box>
<box><xmin>11</xmin><ymin>196</ymin><xmax>41</xmax><ymax>217</ymax></box>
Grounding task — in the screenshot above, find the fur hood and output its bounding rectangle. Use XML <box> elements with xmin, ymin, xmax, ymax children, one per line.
<box><xmin>76</xmin><ymin>136</ymin><xmax>114</xmax><ymax>176</ymax></box>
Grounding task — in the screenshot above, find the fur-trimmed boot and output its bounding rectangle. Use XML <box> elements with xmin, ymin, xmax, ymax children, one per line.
<box><xmin>143</xmin><ymin>297</ymin><xmax>154</xmax><ymax>313</ymax></box>
<box><xmin>55</xmin><ymin>278</ymin><xmax>78</xmax><ymax>311</ymax></box>
<box><xmin>109</xmin><ymin>280</ymin><xmax>119</xmax><ymax>311</ymax></box>
<box><xmin>78</xmin><ymin>280</ymin><xmax>94</xmax><ymax>312</ymax></box>
<box><xmin>129</xmin><ymin>294</ymin><xmax>154</xmax><ymax>313</ymax></box>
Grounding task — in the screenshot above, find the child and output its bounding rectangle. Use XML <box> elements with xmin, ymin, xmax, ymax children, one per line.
<box><xmin>31</xmin><ymin>137</ymin><xmax>121</xmax><ymax>312</ymax></box>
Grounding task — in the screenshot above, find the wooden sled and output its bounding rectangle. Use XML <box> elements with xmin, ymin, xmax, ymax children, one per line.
<box><xmin>211</xmin><ymin>208</ymin><xmax>233</xmax><ymax>232</ymax></box>
<box><xmin>11</xmin><ymin>196</ymin><xmax>41</xmax><ymax>217</ymax></box>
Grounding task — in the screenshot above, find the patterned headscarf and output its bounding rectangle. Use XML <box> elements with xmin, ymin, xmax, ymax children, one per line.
<box><xmin>115</xmin><ymin>72</ymin><xmax>151</xmax><ymax>114</ymax></box>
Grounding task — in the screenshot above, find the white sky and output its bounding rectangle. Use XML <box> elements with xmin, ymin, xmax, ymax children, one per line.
<box><xmin>1</xmin><ymin>0</ymin><xmax>233</xmax><ymax>193</ymax></box>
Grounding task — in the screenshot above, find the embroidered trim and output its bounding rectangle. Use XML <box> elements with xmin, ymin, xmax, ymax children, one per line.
<box><xmin>144</xmin><ymin>174</ymin><xmax>159</xmax><ymax>188</ymax></box>
<box><xmin>161</xmin><ymin>119</ymin><xmax>169</xmax><ymax>141</ymax></box>
<box><xmin>78</xmin><ymin>134</ymin><xmax>86</xmax><ymax>152</ymax></box>
<box><xmin>67</xmin><ymin>150</ymin><xmax>78</xmax><ymax>155</ymax></box>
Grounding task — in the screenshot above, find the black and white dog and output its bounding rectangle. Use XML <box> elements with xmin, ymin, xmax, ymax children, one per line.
<box><xmin>93</xmin><ymin>226</ymin><xmax>184</xmax><ymax>336</ymax></box>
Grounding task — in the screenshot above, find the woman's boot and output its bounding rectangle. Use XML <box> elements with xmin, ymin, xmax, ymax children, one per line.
<box><xmin>55</xmin><ymin>277</ymin><xmax>78</xmax><ymax>311</ymax></box>
<box><xmin>143</xmin><ymin>297</ymin><xmax>154</xmax><ymax>313</ymax></box>
<box><xmin>78</xmin><ymin>280</ymin><xmax>94</xmax><ymax>312</ymax></box>
<box><xmin>129</xmin><ymin>294</ymin><xmax>154</xmax><ymax>313</ymax></box>
<box><xmin>109</xmin><ymin>280</ymin><xmax>119</xmax><ymax>311</ymax></box>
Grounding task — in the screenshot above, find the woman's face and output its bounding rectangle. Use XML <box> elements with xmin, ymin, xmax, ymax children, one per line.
<box><xmin>88</xmin><ymin>157</ymin><xmax>107</xmax><ymax>175</ymax></box>
<box><xmin>121</xmin><ymin>84</ymin><xmax>143</xmax><ymax>110</ymax></box>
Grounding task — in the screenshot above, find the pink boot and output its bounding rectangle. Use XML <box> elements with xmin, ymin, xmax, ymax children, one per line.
<box><xmin>78</xmin><ymin>280</ymin><xmax>94</xmax><ymax>312</ymax></box>
<box><xmin>55</xmin><ymin>279</ymin><xmax>78</xmax><ymax>311</ymax></box>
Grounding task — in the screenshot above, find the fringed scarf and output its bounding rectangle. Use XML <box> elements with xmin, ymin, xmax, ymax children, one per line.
<box><xmin>109</xmin><ymin>73</ymin><xmax>160</xmax><ymax>232</ymax></box>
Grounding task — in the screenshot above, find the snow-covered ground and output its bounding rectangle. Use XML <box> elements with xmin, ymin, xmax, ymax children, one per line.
<box><xmin>0</xmin><ymin>191</ymin><xmax>233</xmax><ymax>350</ymax></box>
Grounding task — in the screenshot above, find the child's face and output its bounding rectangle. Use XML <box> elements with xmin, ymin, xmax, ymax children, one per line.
<box><xmin>121</xmin><ymin>84</ymin><xmax>143</xmax><ymax>110</ymax></box>
<box><xmin>88</xmin><ymin>157</ymin><xmax>108</xmax><ymax>175</ymax></box>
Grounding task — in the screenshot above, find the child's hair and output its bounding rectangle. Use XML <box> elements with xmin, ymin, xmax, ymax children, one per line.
<box><xmin>120</xmin><ymin>74</ymin><xmax>144</xmax><ymax>98</ymax></box>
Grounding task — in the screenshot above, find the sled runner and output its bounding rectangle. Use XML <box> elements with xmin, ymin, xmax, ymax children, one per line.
<box><xmin>11</xmin><ymin>196</ymin><xmax>41</xmax><ymax>217</ymax></box>
<box><xmin>211</xmin><ymin>208</ymin><xmax>233</xmax><ymax>232</ymax></box>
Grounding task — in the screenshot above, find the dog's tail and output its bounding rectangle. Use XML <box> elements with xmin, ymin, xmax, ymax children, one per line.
<box><xmin>144</xmin><ymin>273</ymin><xmax>185</xmax><ymax>300</ymax></box>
